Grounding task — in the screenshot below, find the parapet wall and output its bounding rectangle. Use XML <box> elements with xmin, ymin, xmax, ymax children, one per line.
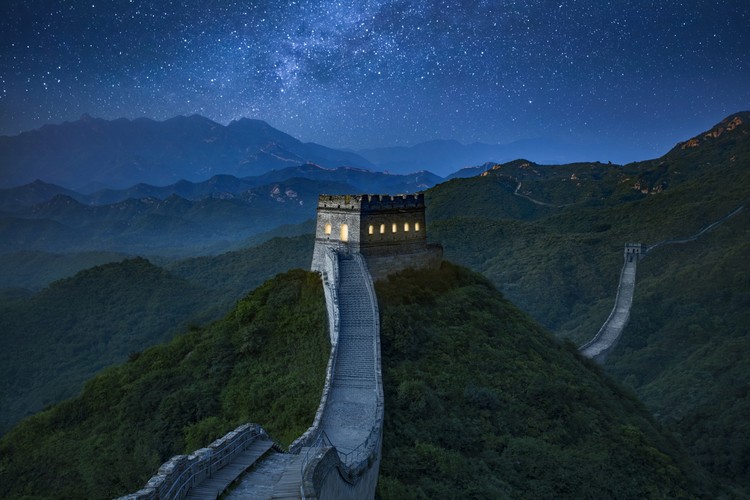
<box><xmin>290</xmin><ymin>249</ymin><xmax>341</xmax><ymax>453</ymax></box>
<box><xmin>301</xmin><ymin>253</ymin><xmax>384</xmax><ymax>499</ymax></box>
<box><xmin>302</xmin><ymin>444</ymin><xmax>382</xmax><ymax>499</ymax></box>
<box><xmin>116</xmin><ymin>423</ymin><xmax>266</xmax><ymax>500</ymax></box>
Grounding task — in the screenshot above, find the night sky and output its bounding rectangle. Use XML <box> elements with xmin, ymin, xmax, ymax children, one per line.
<box><xmin>1</xmin><ymin>0</ymin><xmax>749</xmax><ymax>162</ymax></box>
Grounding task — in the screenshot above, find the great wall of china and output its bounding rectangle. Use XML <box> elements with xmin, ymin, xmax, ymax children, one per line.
<box><xmin>579</xmin><ymin>204</ymin><xmax>745</xmax><ymax>363</ymax></box>
<box><xmin>119</xmin><ymin>194</ymin><xmax>745</xmax><ymax>498</ymax></box>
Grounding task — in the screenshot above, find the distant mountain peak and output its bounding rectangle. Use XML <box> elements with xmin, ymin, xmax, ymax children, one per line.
<box><xmin>0</xmin><ymin>115</ymin><xmax>375</xmax><ymax>190</ymax></box>
<box><xmin>677</xmin><ymin>111</ymin><xmax>749</xmax><ymax>152</ymax></box>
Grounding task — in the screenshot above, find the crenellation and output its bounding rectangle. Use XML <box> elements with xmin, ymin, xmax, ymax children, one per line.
<box><xmin>312</xmin><ymin>193</ymin><xmax>440</xmax><ymax>279</ymax></box>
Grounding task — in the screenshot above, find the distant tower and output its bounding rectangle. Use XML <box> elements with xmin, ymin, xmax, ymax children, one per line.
<box><xmin>624</xmin><ymin>243</ymin><xmax>646</xmax><ymax>262</ymax></box>
<box><xmin>311</xmin><ymin>194</ymin><xmax>442</xmax><ymax>280</ymax></box>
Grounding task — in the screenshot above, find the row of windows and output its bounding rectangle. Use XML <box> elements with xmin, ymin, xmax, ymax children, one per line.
<box><xmin>368</xmin><ymin>222</ymin><xmax>420</xmax><ymax>234</ymax></box>
<box><xmin>324</xmin><ymin>222</ymin><xmax>421</xmax><ymax>241</ymax></box>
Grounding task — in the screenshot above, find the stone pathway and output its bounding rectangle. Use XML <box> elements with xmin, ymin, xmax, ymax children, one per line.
<box><xmin>320</xmin><ymin>254</ymin><xmax>379</xmax><ymax>463</ymax></box>
<box><xmin>224</xmin><ymin>451</ymin><xmax>306</xmax><ymax>499</ymax></box>
<box><xmin>225</xmin><ymin>253</ymin><xmax>381</xmax><ymax>496</ymax></box>
<box><xmin>185</xmin><ymin>438</ymin><xmax>273</xmax><ymax>500</ymax></box>
<box><xmin>579</xmin><ymin>255</ymin><xmax>637</xmax><ymax>362</ymax></box>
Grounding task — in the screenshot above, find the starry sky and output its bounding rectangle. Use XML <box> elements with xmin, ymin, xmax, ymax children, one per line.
<box><xmin>1</xmin><ymin>0</ymin><xmax>749</xmax><ymax>162</ymax></box>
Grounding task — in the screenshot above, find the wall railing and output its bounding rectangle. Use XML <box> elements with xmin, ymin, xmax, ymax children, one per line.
<box><xmin>116</xmin><ymin>423</ymin><xmax>269</xmax><ymax>500</ymax></box>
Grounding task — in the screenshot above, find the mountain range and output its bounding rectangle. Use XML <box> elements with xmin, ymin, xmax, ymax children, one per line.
<box><xmin>1</xmin><ymin>113</ymin><xmax>641</xmax><ymax>192</ymax></box>
<box><xmin>0</xmin><ymin>111</ymin><xmax>748</xmax><ymax>495</ymax></box>
<box><xmin>358</xmin><ymin>138</ymin><xmax>632</xmax><ymax>176</ymax></box>
<box><xmin>0</xmin><ymin>164</ymin><xmax>442</xmax><ymax>256</ymax></box>
<box><xmin>0</xmin><ymin>114</ymin><xmax>375</xmax><ymax>191</ymax></box>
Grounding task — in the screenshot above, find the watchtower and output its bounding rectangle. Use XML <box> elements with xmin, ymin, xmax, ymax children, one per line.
<box><xmin>624</xmin><ymin>243</ymin><xmax>646</xmax><ymax>262</ymax></box>
<box><xmin>311</xmin><ymin>194</ymin><xmax>442</xmax><ymax>280</ymax></box>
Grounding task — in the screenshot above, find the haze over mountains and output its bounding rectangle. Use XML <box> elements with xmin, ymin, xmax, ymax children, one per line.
<box><xmin>2</xmin><ymin>114</ymin><xmax>635</xmax><ymax>191</ymax></box>
<box><xmin>0</xmin><ymin>111</ymin><xmax>748</xmax><ymax>496</ymax></box>
<box><xmin>0</xmin><ymin>114</ymin><xmax>376</xmax><ymax>191</ymax></box>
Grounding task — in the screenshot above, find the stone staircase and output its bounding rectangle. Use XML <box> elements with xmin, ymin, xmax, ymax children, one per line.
<box><xmin>332</xmin><ymin>256</ymin><xmax>376</xmax><ymax>389</ymax></box>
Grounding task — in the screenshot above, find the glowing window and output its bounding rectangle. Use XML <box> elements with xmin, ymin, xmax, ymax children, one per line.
<box><xmin>404</xmin><ymin>222</ymin><xmax>410</xmax><ymax>232</ymax></box>
<box><xmin>340</xmin><ymin>224</ymin><xmax>349</xmax><ymax>242</ymax></box>
<box><xmin>415</xmin><ymin>222</ymin><xmax>420</xmax><ymax>231</ymax></box>
<box><xmin>379</xmin><ymin>224</ymin><xmax>385</xmax><ymax>234</ymax></box>
<box><xmin>324</xmin><ymin>223</ymin><xmax>332</xmax><ymax>235</ymax></box>
<box><xmin>368</xmin><ymin>225</ymin><xmax>374</xmax><ymax>235</ymax></box>
<box><xmin>392</xmin><ymin>223</ymin><xmax>397</xmax><ymax>233</ymax></box>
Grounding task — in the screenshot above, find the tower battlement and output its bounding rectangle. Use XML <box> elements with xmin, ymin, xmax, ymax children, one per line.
<box><xmin>312</xmin><ymin>193</ymin><xmax>441</xmax><ymax>280</ymax></box>
<box><xmin>317</xmin><ymin>193</ymin><xmax>425</xmax><ymax>212</ymax></box>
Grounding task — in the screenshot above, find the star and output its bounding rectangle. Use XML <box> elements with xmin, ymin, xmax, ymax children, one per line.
<box><xmin>0</xmin><ymin>0</ymin><xmax>748</xmax><ymax>163</ymax></box>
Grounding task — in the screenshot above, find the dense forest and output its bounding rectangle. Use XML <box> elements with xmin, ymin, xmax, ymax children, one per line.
<box><xmin>0</xmin><ymin>265</ymin><xmax>713</xmax><ymax>498</ymax></box>
<box><xmin>0</xmin><ymin>235</ymin><xmax>313</xmax><ymax>434</ymax></box>
<box><xmin>0</xmin><ymin>113</ymin><xmax>747</xmax><ymax>497</ymax></box>
<box><xmin>0</xmin><ymin>270</ymin><xmax>330</xmax><ymax>498</ymax></box>
<box><xmin>425</xmin><ymin>112</ymin><xmax>750</xmax><ymax>494</ymax></box>
<box><xmin>375</xmin><ymin>263</ymin><xmax>710</xmax><ymax>497</ymax></box>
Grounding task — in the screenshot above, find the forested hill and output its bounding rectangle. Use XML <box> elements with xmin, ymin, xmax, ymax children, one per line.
<box><xmin>0</xmin><ymin>264</ymin><xmax>711</xmax><ymax>498</ymax></box>
<box><xmin>0</xmin><ymin>234</ymin><xmax>315</xmax><ymax>435</ymax></box>
<box><xmin>423</xmin><ymin>111</ymin><xmax>750</xmax><ymax>494</ymax></box>
<box><xmin>0</xmin><ymin>258</ymin><xmax>213</xmax><ymax>435</ymax></box>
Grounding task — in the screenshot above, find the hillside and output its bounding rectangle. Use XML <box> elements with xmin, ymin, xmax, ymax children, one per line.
<box><xmin>0</xmin><ymin>258</ymin><xmax>216</xmax><ymax>435</ymax></box>
<box><xmin>0</xmin><ymin>234</ymin><xmax>315</xmax><ymax>434</ymax></box>
<box><xmin>375</xmin><ymin>263</ymin><xmax>709</xmax><ymax>497</ymax></box>
<box><xmin>424</xmin><ymin>111</ymin><xmax>750</xmax><ymax>493</ymax></box>
<box><xmin>607</xmin><ymin>209</ymin><xmax>750</xmax><ymax>494</ymax></box>
<box><xmin>0</xmin><ymin>270</ymin><xmax>330</xmax><ymax>499</ymax></box>
<box><xmin>0</xmin><ymin>264</ymin><xmax>711</xmax><ymax>498</ymax></box>
<box><xmin>0</xmin><ymin>250</ymin><xmax>132</xmax><ymax>291</ymax></box>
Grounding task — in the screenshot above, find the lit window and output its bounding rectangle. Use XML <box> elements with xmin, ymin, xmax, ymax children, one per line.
<box><xmin>392</xmin><ymin>223</ymin><xmax>397</xmax><ymax>233</ymax></box>
<box><xmin>415</xmin><ymin>222</ymin><xmax>420</xmax><ymax>231</ymax></box>
<box><xmin>340</xmin><ymin>224</ymin><xmax>349</xmax><ymax>242</ymax></box>
<box><xmin>324</xmin><ymin>223</ymin><xmax>332</xmax><ymax>235</ymax></box>
<box><xmin>380</xmin><ymin>224</ymin><xmax>385</xmax><ymax>234</ymax></box>
<box><xmin>404</xmin><ymin>222</ymin><xmax>410</xmax><ymax>232</ymax></box>
<box><xmin>368</xmin><ymin>225</ymin><xmax>374</xmax><ymax>235</ymax></box>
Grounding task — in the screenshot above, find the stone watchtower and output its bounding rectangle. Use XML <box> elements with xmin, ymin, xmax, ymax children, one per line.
<box><xmin>624</xmin><ymin>243</ymin><xmax>646</xmax><ymax>262</ymax></box>
<box><xmin>311</xmin><ymin>194</ymin><xmax>442</xmax><ymax>280</ymax></box>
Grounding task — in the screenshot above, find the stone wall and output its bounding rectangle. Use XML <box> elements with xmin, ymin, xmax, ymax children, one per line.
<box><xmin>290</xmin><ymin>248</ymin><xmax>341</xmax><ymax>453</ymax></box>
<box><xmin>579</xmin><ymin>247</ymin><xmax>639</xmax><ymax>363</ymax></box>
<box><xmin>116</xmin><ymin>423</ymin><xmax>265</xmax><ymax>500</ymax></box>
<box><xmin>301</xmin><ymin>445</ymin><xmax>382</xmax><ymax>500</ymax></box>
<box><xmin>312</xmin><ymin>193</ymin><xmax>441</xmax><ymax>280</ymax></box>
<box><xmin>301</xmin><ymin>252</ymin><xmax>384</xmax><ymax>499</ymax></box>
<box><xmin>365</xmin><ymin>243</ymin><xmax>443</xmax><ymax>282</ymax></box>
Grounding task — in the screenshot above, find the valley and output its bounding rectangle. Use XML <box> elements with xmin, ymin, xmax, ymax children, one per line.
<box><xmin>0</xmin><ymin>111</ymin><xmax>748</xmax><ymax>497</ymax></box>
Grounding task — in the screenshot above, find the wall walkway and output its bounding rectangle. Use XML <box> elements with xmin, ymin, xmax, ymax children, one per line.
<box><xmin>579</xmin><ymin>203</ymin><xmax>745</xmax><ymax>363</ymax></box>
<box><xmin>119</xmin><ymin>248</ymin><xmax>384</xmax><ymax>499</ymax></box>
<box><xmin>579</xmin><ymin>252</ymin><xmax>637</xmax><ymax>363</ymax></box>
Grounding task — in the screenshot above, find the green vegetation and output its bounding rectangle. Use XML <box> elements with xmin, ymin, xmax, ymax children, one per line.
<box><xmin>423</xmin><ymin>112</ymin><xmax>750</xmax><ymax>494</ymax></box>
<box><xmin>0</xmin><ymin>250</ymin><xmax>131</xmax><ymax>290</ymax></box>
<box><xmin>607</xmin><ymin>210</ymin><xmax>750</xmax><ymax>495</ymax></box>
<box><xmin>0</xmin><ymin>234</ymin><xmax>313</xmax><ymax>435</ymax></box>
<box><xmin>376</xmin><ymin>262</ymin><xmax>710</xmax><ymax>498</ymax></box>
<box><xmin>167</xmin><ymin>234</ymin><xmax>314</xmax><ymax>307</ymax></box>
<box><xmin>1</xmin><ymin>262</ymin><xmax>711</xmax><ymax>498</ymax></box>
<box><xmin>0</xmin><ymin>258</ymin><xmax>213</xmax><ymax>435</ymax></box>
<box><xmin>0</xmin><ymin>269</ymin><xmax>329</xmax><ymax>499</ymax></box>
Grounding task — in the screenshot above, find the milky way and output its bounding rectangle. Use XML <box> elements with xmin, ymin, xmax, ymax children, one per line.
<box><xmin>1</xmin><ymin>0</ymin><xmax>749</xmax><ymax>161</ymax></box>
